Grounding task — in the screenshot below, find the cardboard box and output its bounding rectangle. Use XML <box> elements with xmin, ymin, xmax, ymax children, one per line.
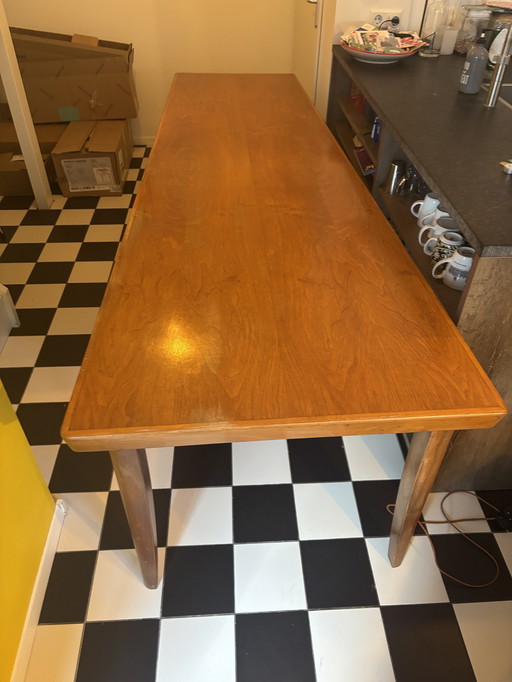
<box><xmin>0</xmin><ymin>152</ymin><xmax>56</xmax><ymax>195</ymax></box>
<box><xmin>3</xmin><ymin>27</ymin><xmax>138</xmax><ymax>124</ymax></box>
<box><xmin>0</xmin><ymin>122</ymin><xmax>67</xmax><ymax>154</ymax></box>
<box><xmin>52</xmin><ymin>119</ymin><xmax>132</xmax><ymax>197</ymax></box>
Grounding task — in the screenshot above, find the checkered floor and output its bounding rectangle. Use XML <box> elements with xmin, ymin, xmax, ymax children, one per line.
<box><xmin>1</xmin><ymin>146</ymin><xmax>512</xmax><ymax>682</ymax></box>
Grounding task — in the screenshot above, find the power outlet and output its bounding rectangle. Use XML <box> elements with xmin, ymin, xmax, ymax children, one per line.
<box><xmin>369</xmin><ymin>8</ymin><xmax>403</xmax><ymax>29</ymax></box>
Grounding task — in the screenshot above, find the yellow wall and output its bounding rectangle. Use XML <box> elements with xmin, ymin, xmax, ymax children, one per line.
<box><xmin>0</xmin><ymin>382</ymin><xmax>54</xmax><ymax>682</ymax></box>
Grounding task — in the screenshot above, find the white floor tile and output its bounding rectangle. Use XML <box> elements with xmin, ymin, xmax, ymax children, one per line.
<box><xmin>423</xmin><ymin>491</ymin><xmax>490</xmax><ymax>535</ymax></box>
<box><xmin>48</xmin><ymin>307</ymin><xmax>99</xmax><ymax>335</ymax></box>
<box><xmin>294</xmin><ymin>482</ymin><xmax>362</xmax><ymax>539</ymax></box>
<box><xmin>0</xmin><ymin>336</ymin><xmax>43</xmax><ymax>367</ymax></box>
<box><xmin>55</xmin><ymin>208</ymin><xmax>95</xmax><ymax>225</ymax></box>
<box><xmin>24</xmin><ymin>624</ymin><xmax>83</xmax><ymax>682</ymax></box>
<box><xmin>97</xmin><ymin>195</ymin><xmax>132</xmax><ymax>208</ymax></box>
<box><xmin>31</xmin><ymin>444</ymin><xmax>60</xmax><ymax>484</ymax></box>
<box><xmin>126</xmin><ymin>168</ymin><xmax>139</xmax><ymax>181</ymax></box>
<box><xmin>87</xmin><ymin>548</ymin><xmax>164</xmax><ymax>621</ymax></box>
<box><xmin>232</xmin><ymin>439</ymin><xmax>291</xmax><ymax>485</ymax></box>
<box><xmin>167</xmin><ymin>487</ymin><xmax>232</xmax><ymax>545</ymax></box>
<box><xmin>157</xmin><ymin>615</ymin><xmax>236</xmax><ymax>682</ymax></box>
<box><xmin>68</xmin><ymin>261</ymin><xmax>112</xmax><ymax>283</ymax></box>
<box><xmin>50</xmin><ymin>195</ymin><xmax>67</xmax><ymax>210</ymax></box>
<box><xmin>309</xmin><ymin>608</ymin><xmax>395</xmax><ymax>682</ymax></box>
<box><xmin>10</xmin><ymin>225</ymin><xmax>52</xmax><ymax>243</ymax></box>
<box><xmin>495</xmin><ymin>533</ymin><xmax>512</xmax><ymax>576</ymax></box>
<box><xmin>455</xmin><ymin>601</ymin><xmax>512</xmax><ymax>682</ymax></box>
<box><xmin>0</xmin><ymin>209</ymin><xmax>27</xmax><ymax>225</ymax></box>
<box><xmin>344</xmin><ymin>434</ymin><xmax>404</xmax><ymax>481</ymax></box>
<box><xmin>132</xmin><ymin>147</ymin><xmax>145</xmax><ymax>158</ymax></box>
<box><xmin>38</xmin><ymin>243</ymin><xmax>81</xmax><ymax>262</ymax></box>
<box><xmin>84</xmin><ymin>224</ymin><xmax>124</xmax><ymax>242</ymax></box>
<box><xmin>15</xmin><ymin>283</ymin><xmax>65</xmax><ymax>308</ymax></box>
<box><xmin>23</xmin><ymin>366</ymin><xmax>80</xmax><ymax>403</ymax></box>
<box><xmin>366</xmin><ymin>536</ymin><xmax>449</xmax><ymax>605</ymax></box>
<box><xmin>111</xmin><ymin>446</ymin><xmax>174</xmax><ymax>491</ymax></box>
<box><xmin>57</xmin><ymin>492</ymin><xmax>108</xmax><ymax>551</ymax></box>
<box><xmin>0</xmin><ymin>261</ymin><xmax>34</xmax><ymax>284</ymax></box>
<box><xmin>234</xmin><ymin>541</ymin><xmax>307</xmax><ymax>613</ymax></box>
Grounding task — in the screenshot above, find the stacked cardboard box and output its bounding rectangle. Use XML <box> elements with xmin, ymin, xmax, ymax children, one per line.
<box><xmin>0</xmin><ymin>27</ymin><xmax>137</xmax><ymax>196</ymax></box>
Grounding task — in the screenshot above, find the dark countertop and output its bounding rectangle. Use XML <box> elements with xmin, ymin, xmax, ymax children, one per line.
<box><xmin>333</xmin><ymin>45</ymin><xmax>512</xmax><ymax>257</ymax></box>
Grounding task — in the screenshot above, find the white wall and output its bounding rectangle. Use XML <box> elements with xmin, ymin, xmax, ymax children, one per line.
<box><xmin>3</xmin><ymin>0</ymin><xmax>296</xmax><ymax>143</ymax></box>
<box><xmin>333</xmin><ymin>0</ymin><xmax>426</xmax><ymax>41</ymax></box>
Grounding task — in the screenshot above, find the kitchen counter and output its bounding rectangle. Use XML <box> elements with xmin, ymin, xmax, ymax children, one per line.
<box><xmin>332</xmin><ymin>45</ymin><xmax>512</xmax><ymax>257</ymax></box>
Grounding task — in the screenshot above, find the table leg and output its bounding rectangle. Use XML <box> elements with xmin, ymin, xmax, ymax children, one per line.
<box><xmin>388</xmin><ymin>430</ymin><xmax>454</xmax><ymax>567</ymax></box>
<box><xmin>109</xmin><ymin>448</ymin><xmax>159</xmax><ymax>589</ymax></box>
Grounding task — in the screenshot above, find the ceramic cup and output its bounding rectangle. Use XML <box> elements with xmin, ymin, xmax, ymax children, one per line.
<box><xmin>432</xmin><ymin>246</ymin><xmax>476</xmax><ymax>290</ymax></box>
<box><xmin>410</xmin><ymin>192</ymin><xmax>440</xmax><ymax>227</ymax></box>
<box><xmin>424</xmin><ymin>230</ymin><xmax>465</xmax><ymax>263</ymax></box>
<box><xmin>419</xmin><ymin>203</ymin><xmax>451</xmax><ymax>229</ymax></box>
<box><xmin>419</xmin><ymin>216</ymin><xmax>459</xmax><ymax>248</ymax></box>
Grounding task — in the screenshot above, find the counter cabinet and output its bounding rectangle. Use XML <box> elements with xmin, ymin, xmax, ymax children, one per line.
<box><xmin>327</xmin><ymin>46</ymin><xmax>512</xmax><ymax>490</ymax></box>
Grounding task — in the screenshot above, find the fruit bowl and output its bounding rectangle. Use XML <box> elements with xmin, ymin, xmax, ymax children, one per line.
<box><xmin>339</xmin><ymin>41</ymin><xmax>421</xmax><ymax>64</ymax></box>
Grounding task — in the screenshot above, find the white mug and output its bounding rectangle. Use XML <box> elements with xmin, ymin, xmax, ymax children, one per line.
<box><xmin>410</xmin><ymin>193</ymin><xmax>440</xmax><ymax>227</ymax></box>
<box><xmin>424</xmin><ymin>230</ymin><xmax>465</xmax><ymax>260</ymax></box>
<box><xmin>432</xmin><ymin>246</ymin><xmax>476</xmax><ymax>290</ymax></box>
<box><xmin>419</xmin><ymin>216</ymin><xmax>459</xmax><ymax>248</ymax></box>
<box><xmin>419</xmin><ymin>203</ymin><xmax>451</xmax><ymax>228</ymax></box>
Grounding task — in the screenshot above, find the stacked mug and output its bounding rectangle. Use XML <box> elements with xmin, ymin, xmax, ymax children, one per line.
<box><xmin>410</xmin><ymin>194</ymin><xmax>475</xmax><ymax>291</ymax></box>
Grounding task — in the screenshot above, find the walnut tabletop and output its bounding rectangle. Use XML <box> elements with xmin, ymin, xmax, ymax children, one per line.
<box><xmin>61</xmin><ymin>74</ymin><xmax>506</xmax><ymax>587</ymax></box>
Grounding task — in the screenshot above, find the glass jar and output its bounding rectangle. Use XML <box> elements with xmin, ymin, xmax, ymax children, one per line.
<box><xmin>420</xmin><ymin>0</ymin><xmax>449</xmax><ymax>58</ymax></box>
<box><xmin>454</xmin><ymin>5</ymin><xmax>492</xmax><ymax>55</ymax></box>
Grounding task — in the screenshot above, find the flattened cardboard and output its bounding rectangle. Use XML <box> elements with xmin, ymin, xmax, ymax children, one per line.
<box><xmin>0</xmin><ymin>122</ymin><xmax>67</xmax><ymax>154</ymax></box>
<box><xmin>0</xmin><ymin>152</ymin><xmax>55</xmax><ymax>195</ymax></box>
<box><xmin>2</xmin><ymin>27</ymin><xmax>138</xmax><ymax>123</ymax></box>
<box><xmin>52</xmin><ymin>119</ymin><xmax>132</xmax><ymax>197</ymax></box>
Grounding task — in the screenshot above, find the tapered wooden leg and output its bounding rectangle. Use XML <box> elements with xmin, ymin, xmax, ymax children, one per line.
<box><xmin>388</xmin><ymin>430</ymin><xmax>454</xmax><ymax>567</ymax></box>
<box><xmin>109</xmin><ymin>448</ymin><xmax>159</xmax><ymax>589</ymax></box>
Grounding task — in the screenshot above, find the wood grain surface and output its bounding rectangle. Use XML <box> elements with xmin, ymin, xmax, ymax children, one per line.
<box><xmin>61</xmin><ymin>74</ymin><xmax>506</xmax><ymax>451</ymax></box>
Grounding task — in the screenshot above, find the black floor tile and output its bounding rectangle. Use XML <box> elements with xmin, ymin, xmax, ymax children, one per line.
<box><xmin>10</xmin><ymin>308</ymin><xmax>56</xmax><ymax>336</ymax></box>
<box><xmin>300</xmin><ymin>538</ymin><xmax>378</xmax><ymax>609</ymax></box>
<box><xmin>123</xmin><ymin>181</ymin><xmax>136</xmax><ymax>194</ymax></box>
<box><xmin>21</xmin><ymin>209</ymin><xmax>61</xmax><ymax>225</ymax></box>
<box><xmin>0</xmin><ymin>367</ymin><xmax>32</xmax><ymax>403</ymax></box>
<box><xmin>27</xmin><ymin>262</ymin><xmax>74</xmax><ymax>284</ymax></box>
<box><xmin>171</xmin><ymin>443</ymin><xmax>232</xmax><ymax>488</ymax></box>
<box><xmin>0</xmin><ymin>225</ymin><xmax>17</xmax><ymax>242</ymax></box>
<box><xmin>236</xmin><ymin>611</ymin><xmax>316</xmax><ymax>682</ymax></box>
<box><xmin>129</xmin><ymin>157</ymin><xmax>143</xmax><ymax>168</ymax></box>
<box><xmin>431</xmin><ymin>533</ymin><xmax>512</xmax><ymax>603</ymax></box>
<box><xmin>59</xmin><ymin>282</ymin><xmax>107</xmax><ymax>307</ymax></box>
<box><xmin>144</xmin><ymin>147</ymin><xmax>151</xmax><ymax>157</ymax></box>
<box><xmin>39</xmin><ymin>551</ymin><xmax>96</xmax><ymax>624</ymax></box>
<box><xmin>475</xmin><ymin>489</ymin><xmax>512</xmax><ymax>532</ymax></box>
<box><xmin>353</xmin><ymin>479</ymin><xmax>422</xmax><ymax>537</ymax></box>
<box><xmin>0</xmin><ymin>242</ymin><xmax>44</xmax><ymax>262</ymax></box>
<box><xmin>288</xmin><ymin>437</ymin><xmax>350</xmax><ymax>482</ymax></box>
<box><xmin>76</xmin><ymin>620</ymin><xmax>159</xmax><ymax>682</ymax></box>
<box><xmin>100</xmin><ymin>489</ymin><xmax>171</xmax><ymax>550</ymax></box>
<box><xmin>233</xmin><ymin>484</ymin><xmax>298</xmax><ymax>543</ymax></box>
<box><xmin>162</xmin><ymin>545</ymin><xmax>234</xmax><ymax>617</ymax></box>
<box><xmin>382</xmin><ymin>603</ymin><xmax>476</xmax><ymax>682</ymax></box>
<box><xmin>64</xmin><ymin>196</ymin><xmax>99</xmax><ymax>209</ymax></box>
<box><xmin>0</xmin><ymin>195</ymin><xmax>33</xmax><ymax>209</ymax></box>
<box><xmin>76</xmin><ymin>241</ymin><xmax>119</xmax><ymax>261</ymax></box>
<box><xmin>49</xmin><ymin>444</ymin><xmax>113</xmax><ymax>493</ymax></box>
<box><xmin>16</xmin><ymin>402</ymin><xmax>67</xmax><ymax>445</ymax></box>
<box><xmin>48</xmin><ymin>225</ymin><xmax>89</xmax><ymax>242</ymax></box>
<box><xmin>5</xmin><ymin>284</ymin><xmax>23</xmax><ymax>304</ymax></box>
<box><xmin>35</xmin><ymin>334</ymin><xmax>90</xmax><ymax>366</ymax></box>
<box><xmin>91</xmin><ymin>208</ymin><xmax>129</xmax><ymax>225</ymax></box>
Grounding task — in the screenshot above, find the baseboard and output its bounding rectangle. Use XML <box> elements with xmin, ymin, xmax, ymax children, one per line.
<box><xmin>9</xmin><ymin>499</ymin><xmax>67</xmax><ymax>682</ymax></box>
<box><xmin>133</xmin><ymin>136</ymin><xmax>155</xmax><ymax>147</ymax></box>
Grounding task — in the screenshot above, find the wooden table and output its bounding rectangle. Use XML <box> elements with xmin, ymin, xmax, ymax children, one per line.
<box><xmin>61</xmin><ymin>74</ymin><xmax>506</xmax><ymax>589</ymax></box>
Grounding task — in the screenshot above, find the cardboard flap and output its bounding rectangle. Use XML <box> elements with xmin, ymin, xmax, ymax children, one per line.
<box><xmin>86</xmin><ymin>121</ymin><xmax>124</xmax><ymax>152</ymax></box>
<box><xmin>72</xmin><ymin>34</ymin><xmax>99</xmax><ymax>47</ymax></box>
<box><xmin>53</xmin><ymin>121</ymin><xmax>95</xmax><ymax>154</ymax></box>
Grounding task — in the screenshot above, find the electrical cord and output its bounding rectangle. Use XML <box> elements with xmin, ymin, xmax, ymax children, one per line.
<box><xmin>386</xmin><ymin>490</ymin><xmax>507</xmax><ymax>588</ymax></box>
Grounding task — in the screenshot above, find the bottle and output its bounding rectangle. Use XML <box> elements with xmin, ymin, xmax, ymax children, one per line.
<box><xmin>459</xmin><ymin>32</ymin><xmax>489</xmax><ymax>93</ymax></box>
<box><xmin>420</xmin><ymin>0</ymin><xmax>448</xmax><ymax>58</ymax></box>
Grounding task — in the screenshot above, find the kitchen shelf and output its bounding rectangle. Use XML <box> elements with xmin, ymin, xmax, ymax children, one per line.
<box><xmin>377</xmin><ymin>189</ymin><xmax>462</xmax><ymax>322</ymax></box>
<box><xmin>337</xmin><ymin>97</ymin><xmax>379</xmax><ymax>164</ymax></box>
